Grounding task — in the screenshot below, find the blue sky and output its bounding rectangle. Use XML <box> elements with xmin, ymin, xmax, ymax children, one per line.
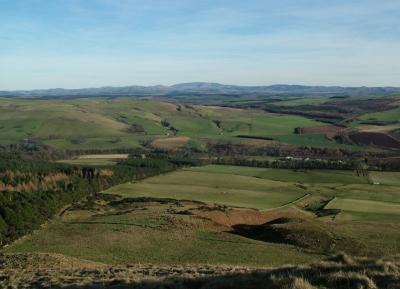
<box><xmin>1</xmin><ymin>0</ymin><xmax>400</xmax><ymax>89</ymax></box>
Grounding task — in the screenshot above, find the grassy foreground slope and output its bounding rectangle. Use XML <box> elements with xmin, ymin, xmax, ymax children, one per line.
<box><xmin>1</xmin><ymin>253</ymin><xmax>399</xmax><ymax>289</ymax></box>
<box><xmin>6</xmin><ymin>198</ymin><xmax>318</xmax><ymax>267</ymax></box>
<box><xmin>0</xmin><ymin>98</ymin><xmax>346</xmax><ymax>149</ymax></box>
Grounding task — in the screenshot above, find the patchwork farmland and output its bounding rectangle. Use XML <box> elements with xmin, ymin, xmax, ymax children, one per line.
<box><xmin>1</xmin><ymin>94</ymin><xmax>400</xmax><ymax>288</ymax></box>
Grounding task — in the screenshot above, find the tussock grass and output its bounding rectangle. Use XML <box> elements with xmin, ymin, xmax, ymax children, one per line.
<box><xmin>0</xmin><ymin>253</ymin><xmax>399</xmax><ymax>288</ymax></box>
<box><xmin>287</xmin><ymin>278</ymin><xmax>316</xmax><ymax>289</ymax></box>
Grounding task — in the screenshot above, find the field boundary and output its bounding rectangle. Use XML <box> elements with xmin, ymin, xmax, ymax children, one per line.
<box><xmin>261</xmin><ymin>193</ymin><xmax>310</xmax><ymax>212</ymax></box>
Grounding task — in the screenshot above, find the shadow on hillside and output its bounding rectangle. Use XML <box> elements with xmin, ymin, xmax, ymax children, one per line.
<box><xmin>230</xmin><ymin>219</ymin><xmax>285</xmax><ymax>244</ymax></box>
<box><xmin>230</xmin><ymin>217</ymin><xmax>366</xmax><ymax>255</ymax></box>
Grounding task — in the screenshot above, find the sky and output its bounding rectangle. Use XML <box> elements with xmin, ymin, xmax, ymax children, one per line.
<box><xmin>1</xmin><ymin>0</ymin><xmax>400</xmax><ymax>90</ymax></box>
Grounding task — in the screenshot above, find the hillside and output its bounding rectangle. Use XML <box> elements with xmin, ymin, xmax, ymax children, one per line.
<box><xmin>0</xmin><ymin>98</ymin><xmax>337</xmax><ymax>150</ymax></box>
<box><xmin>1</xmin><ymin>96</ymin><xmax>400</xmax><ymax>152</ymax></box>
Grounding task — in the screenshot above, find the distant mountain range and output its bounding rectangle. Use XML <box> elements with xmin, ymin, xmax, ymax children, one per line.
<box><xmin>1</xmin><ymin>82</ymin><xmax>400</xmax><ymax>98</ymax></box>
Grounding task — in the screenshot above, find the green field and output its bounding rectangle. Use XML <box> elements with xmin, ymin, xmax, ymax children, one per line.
<box><xmin>189</xmin><ymin>165</ymin><xmax>369</xmax><ymax>184</ymax></box>
<box><xmin>58</xmin><ymin>158</ymin><xmax>118</xmax><ymax>166</ymax></box>
<box><xmin>57</xmin><ymin>154</ymin><xmax>129</xmax><ymax>166</ymax></box>
<box><xmin>326</xmin><ymin>197</ymin><xmax>400</xmax><ymax>215</ymax></box>
<box><xmin>369</xmin><ymin>171</ymin><xmax>400</xmax><ymax>186</ymax></box>
<box><xmin>105</xmin><ymin>168</ymin><xmax>307</xmax><ymax>210</ymax></box>
<box><xmin>357</xmin><ymin>107</ymin><xmax>400</xmax><ymax>123</ymax></box>
<box><xmin>105</xmin><ymin>165</ymin><xmax>400</xmax><ymax>211</ymax></box>
<box><xmin>332</xmin><ymin>183</ymin><xmax>400</xmax><ymax>203</ymax></box>
<box><xmin>273</xmin><ymin>134</ymin><xmax>359</xmax><ymax>148</ymax></box>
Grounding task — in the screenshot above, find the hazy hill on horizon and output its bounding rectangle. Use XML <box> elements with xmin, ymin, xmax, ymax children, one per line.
<box><xmin>1</xmin><ymin>82</ymin><xmax>400</xmax><ymax>99</ymax></box>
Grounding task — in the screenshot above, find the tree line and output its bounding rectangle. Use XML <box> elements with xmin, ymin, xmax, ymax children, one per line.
<box><xmin>0</xmin><ymin>157</ymin><xmax>177</xmax><ymax>245</ymax></box>
<box><xmin>212</xmin><ymin>156</ymin><xmax>396</xmax><ymax>173</ymax></box>
<box><xmin>212</xmin><ymin>157</ymin><xmax>356</xmax><ymax>170</ymax></box>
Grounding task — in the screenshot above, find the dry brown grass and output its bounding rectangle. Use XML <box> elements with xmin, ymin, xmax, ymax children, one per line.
<box><xmin>358</xmin><ymin>124</ymin><xmax>400</xmax><ymax>133</ymax></box>
<box><xmin>78</xmin><ymin>154</ymin><xmax>129</xmax><ymax>159</ymax></box>
<box><xmin>151</xmin><ymin>136</ymin><xmax>191</xmax><ymax>150</ymax></box>
<box><xmin>288</xmin><ymin>278</ymin><xmax>316</xmax><ymax>289</ymax></box>
<box><xmin>1</xmin><ymin>253</ymin><xmax>399</xmax><ymax>288</ymax></box>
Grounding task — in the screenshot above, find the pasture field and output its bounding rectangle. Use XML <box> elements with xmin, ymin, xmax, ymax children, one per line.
<box><xmin>336</xmin><ymin>211</ymin><xmax>400</xmax><ymax>223</ymax></box>
<box><xmin>105</xmin><ymin>165</ymin><xmax>400</xmax><ymax>210</ymax></box>
<box><xmin>369</xmin><ymin>171</ymin><xmax>400</xmax><ymax>186</ymax></box>
<box><xmin>45</xmin><ymin>136</ymin><xmax>143</xmax><ymax>150</ymax></box>
<box><xmin>325</xmin><ymin>197</ymin><xmax>400</xmax><ymax>215</ymax></box>
<box><xmin>57</xmin><ymin>154</ymin><xmax>129</xmax><ymax>166</ymax></box>
<box><xmin>151</xmin><ymin>136</ymin><xmax>191</xmax><ymax>150</ymax></box>
<box><xmin>104</xmin><ymin>169</ymin><xmax>307</xmax><ymax>210</ymax></box>
<box><xmin>195</xmin><ymin>105</ymin><xmax>322</xmax><ymax>136</ymax></box>
<box><xmin>357</xmin><ymin>107</ymin><xmax>400</xmax><ymax>123</ymax></box>
<box><xmin>189</xmin><ymin>165</ymin><xmax>369</xmax><ymax>184</ymax></box>
<box><xmin>58</xmin><ymin>159</ymin><xmax>118</xmax><ymax>166</ymax></box>
<box><xmin>273</xmin><ymin>134</ymin><xmax>360</xmax><ymax>148</ymax></box>
<box><xmin>331</xmin><ymin>183</ymin><xmax>400</xmax><ymax>204</ymax></box>
<box><xmin>78</xmin><ymin>154</ymin><xmax>129</xmax><ymax>159</ymax></box>
<box><xmin>349</xmin><ymin>106</ymin><xmax>400</xmax><ymax>138</ymax></box>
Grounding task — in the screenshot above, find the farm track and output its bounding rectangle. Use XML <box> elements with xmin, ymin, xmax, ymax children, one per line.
<box><xmin>260</xmin><ymin>193</ymin><xmax>311</xmax><ymax>212</ymax></box>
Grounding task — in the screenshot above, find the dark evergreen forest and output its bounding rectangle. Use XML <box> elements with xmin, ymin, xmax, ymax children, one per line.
<box><xmin>0</xmin><ymin>157</ymin><xmax>177</xmax><ymax>245</ymax></box>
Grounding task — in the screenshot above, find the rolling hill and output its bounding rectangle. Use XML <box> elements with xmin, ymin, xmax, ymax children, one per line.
<box><xmin>2</xmin><ymin>83</ymin><xmax>400</xmax><ymax>98</ymax></box>
<box><xmin>0</xmin><ymin>98</ymin><xmax>335</xmax><ymax>150</ymax></box>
